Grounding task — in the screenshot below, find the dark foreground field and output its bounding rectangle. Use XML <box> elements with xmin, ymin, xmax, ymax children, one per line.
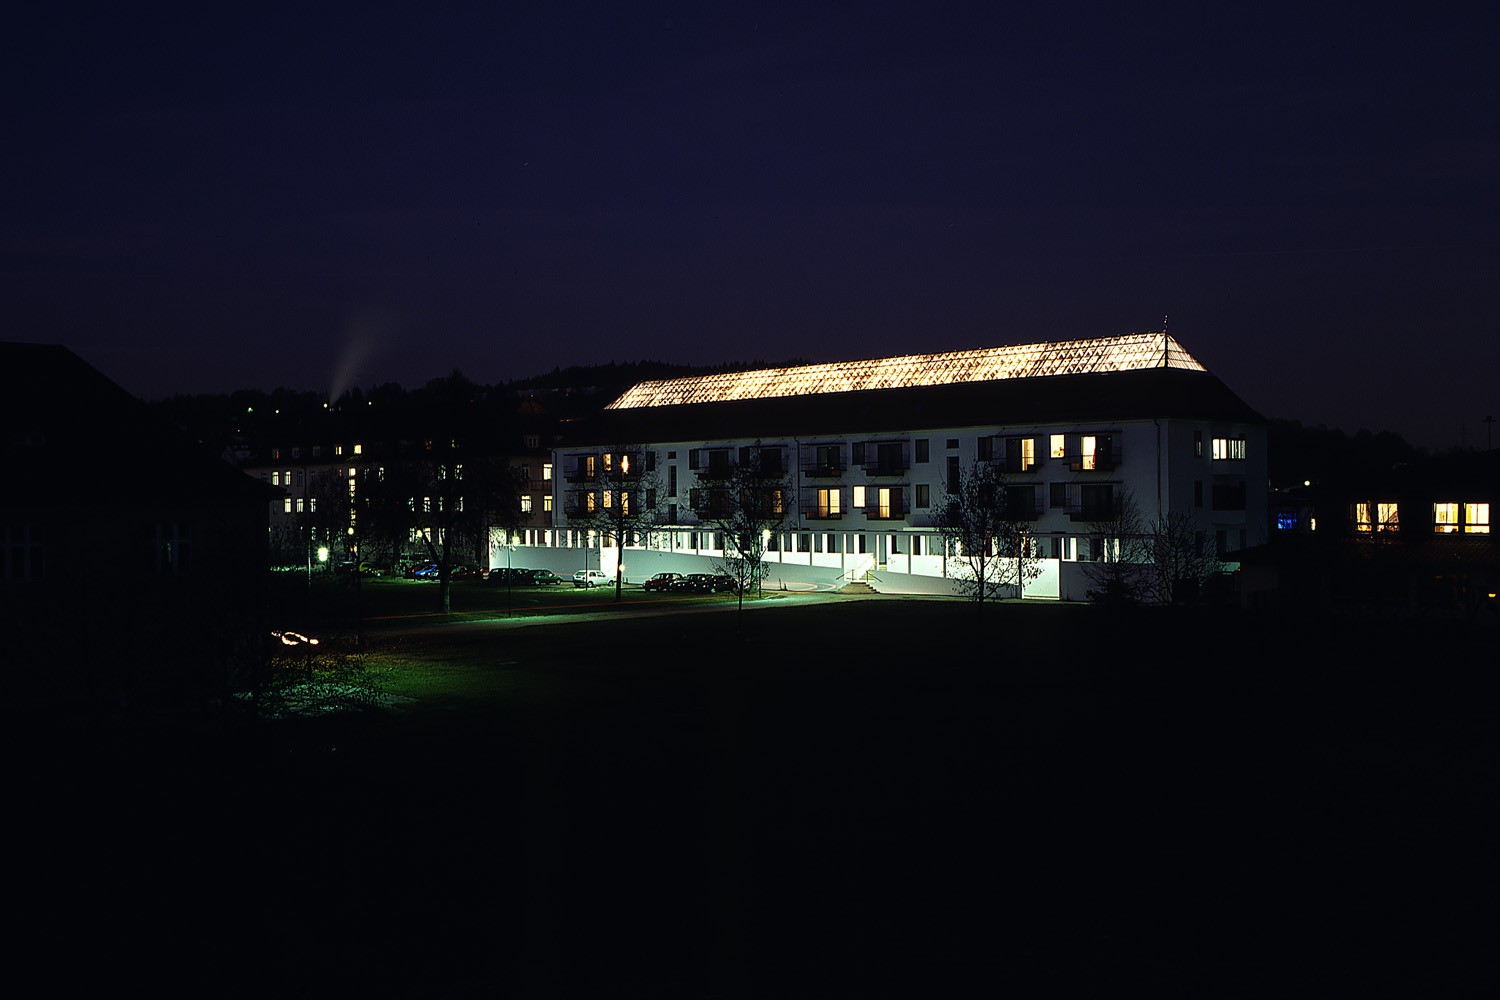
<box><xmin>19</xmin><ymin>599</ymin><xmax>1496</xmax><ymax>996</ymax></box>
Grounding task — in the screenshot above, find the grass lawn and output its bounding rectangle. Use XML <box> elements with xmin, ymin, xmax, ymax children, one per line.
<box><xmin>25</xmin><ymin>597</ymin><xmax>1497</xmax><ymax>995</ymax></box>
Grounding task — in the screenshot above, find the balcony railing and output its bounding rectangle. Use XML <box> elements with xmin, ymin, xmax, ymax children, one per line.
<box><xmin>801</xmin><ymin>462</ymin><xmax>845</xmax><ymax>478</ymax></box>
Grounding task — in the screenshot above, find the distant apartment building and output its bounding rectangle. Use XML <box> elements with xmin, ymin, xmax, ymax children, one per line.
<box><xmin>512</xmin><ymin>332</ymin><xmax>1268</xmax><ymax>600</ymax></box>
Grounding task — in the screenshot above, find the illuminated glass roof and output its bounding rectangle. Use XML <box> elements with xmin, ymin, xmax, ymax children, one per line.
<box><xmin>607</xmin><ymin>332</ymin><xmax>1206</xmax><ymax>409</ymax></box>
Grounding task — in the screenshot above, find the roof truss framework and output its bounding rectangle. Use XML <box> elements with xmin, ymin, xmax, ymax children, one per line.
<box><xmin>606</xmin><ymin>333</ymin><xmax>1207</xmax><ymax>410</ymax></box>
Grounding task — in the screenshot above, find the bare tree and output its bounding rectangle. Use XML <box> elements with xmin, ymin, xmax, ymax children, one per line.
<box><xmin>691</xmin><ymin>441</ymin><xmax>792</xmax><ymax>609</ymax></box>
<box><xmin>1082</xmin><ymin>486</ymin><xmax>1152</xmax><ymax>606</ymax></box>
<box><xmin>937</xmin><ymin>460</ymin><xmax>1043</xmax><ymax>604</ymax></box>
<box><xmin>1145</xmin><ymin>509</ymin><xmax>1225</xmax><ymax>605</ymax></box>
<box><xmin>563</xmin><ymin>445</ymin><xmax>664</xmax><ymax>602</ymax></box>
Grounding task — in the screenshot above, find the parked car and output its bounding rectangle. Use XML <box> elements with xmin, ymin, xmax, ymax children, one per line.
<box><xmin>573</xmin><ymin>569</ymin><xmax>612</xmax><ymax>588</ymax></box>
<box><xmin>487</xmin><ymin>567</ymin><xmax>528</xmax><ymax>585</ymax></box>
<box><xmin>407</xmin><ymin>562</ymin><xmax>439</xmax><ymax>579</ymax></box>
<box><xmin>526</xmin><ymin>569</ymin><xmax>564</xmax><ymax>586</ymax></box>
<box><xmin>642</xmin><ymin>572</ymin><xmax>682</xmax><ymax>592</ymax></box>
<box><xmin>670</xmin><ymin>573</ymin><xmax>716</xmax><ymax>593</ymax></box>
<box><xmin>449</xmin><ymin>564</ymin><xmax>479</xmax><ymax>580</ymax></box>
<box><xmin>709</xmin><ymin>573</ymin><xmax>740</xmax><ymax>593</ymax></box>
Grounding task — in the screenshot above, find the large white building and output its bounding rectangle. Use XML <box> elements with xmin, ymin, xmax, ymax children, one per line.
<box><xmin>503</xmin><ymin>332</ymin><xmax>1267</xmax><ymax>600</ymax></box>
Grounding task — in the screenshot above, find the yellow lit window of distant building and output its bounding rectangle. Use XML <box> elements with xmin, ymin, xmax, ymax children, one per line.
<box><xmin>1020</xmin><ymin>437</ymin><xmax>1036</xmax><ymax>471</ymax></box>
<box><xmin>543</xmin><ymin>495</ymin><xmax>553</xmax><ymax>513</ymax></box>
<box><xmin>1465</xmin><ymin>502</ymin><xmax>1490</xmax><ymax>534</ymax></box>
<box><xmin>1354</xmin><ymin>502</ymin><xmax>1372</xmax><ymax>531</ymax></box>
<box><xmin>877</xmin><ymin>488</ymin><xmax>893</xmax><ymax>518</ymax></box>
<box><xmin>853</xmin><ymin>486</ymin><xmax>866</xmax><ymax>508</ymax></box>
<box><xmin>1434</xmin><ymin>502</ymin><xmax>1460</xmax><ymax>533</ymax></box>
<box><xmin>1377</xmin><ymin>502</ymin><xmax>1399</xmax><ymax>531</ymax></box>
<box><xmin>1081</xmin><ymin>436</ymin><xmax>1098</xmax><ymax>471</ymax></box>
<box><xmin>543</xmin><ymin>463</ymin><xmax>553</xmax><ymax>481</ymax></box>
<box><xmin>1050</xmin><ymin>434</ymin><xmax>1065</xmax><ymax>459</ymax></box>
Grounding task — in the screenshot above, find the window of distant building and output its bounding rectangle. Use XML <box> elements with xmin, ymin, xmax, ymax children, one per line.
<box><xmin>2</xmin><ymin>525</ymin><xmax>45</xmax><ymax>581</ymax></box>
<box><xmin>283</xmin><ymin>498</ymin><xmax>292</xmax><ymax>514</ymax></box>
<box><xmin>1050</xmin><ymin>434</ymin><xmax>1065</xmax><ymax>460</ymax></box>
<box><xmin>521</xmin><ymin>496</ymin><xmax>533</xmax><ymax>514</ymax></box>
<box><xmin>1081</xmin><ymin>436</ymin><xmax>1098</xmax><ymax>471</ymax></box>
<box><xmin>877</xmin><ymin>487</ymin><xmax>893</xmax><ymax>519</ymax></box>
<box><xmin>1277</xmin><ymin>512</ymin><xmax>1298</xmax><ymax>530</ymax></box>
<box><xmin>1439</xmin><ymin>501</ymin><xmax>1491</xmax><ymax>534</ymax></box>
<box><xmin>1194</xmin><ymin>431</ymin><xmax>1203</xmax><ymax>458</ymax></box>
<box><xmin>353</xmin><ymin>443</ymin><xmax>362</xmax><ymax>455</ymax></box>
<box><xmin>1212</xmin><ymin>437</ymin><xmax>1246</xmax><ymax>461</ymax></box>
<box><xmin>1354</xmin><ymin>501</ymin><xmax>1399</xmax><ymax>532</ymax></box>
<box><xmin>916</xmin><ymin>484</ymin><xmax>930</xmax><ymax>508</ymax></box>
<box><xmin>543</xmin><ymin>495</ymin><xmax>553</xmax><ymax>513</ymax></box>
<box><xmin>853</xmin><ymin>486</ymin><xmax>866</xmax><ymax>509</ymax></box>
<box><xmin>336</xmin><ymin>445</ymin><xmax>343</xmax><ymax>456</ymax></box>
<box><xmin>272</xmin><ymin>471</ymin><xmax>281</xmax><ymax>486</ymax></box>
<box><xmin>915</xmin><ymin>439</ymin><xmax>929</xmax><ymax>463</ymax></box>
<box><xmin>1466</xmin><ymin>502</ymin><xmax>1491</xmax><ymax>534</ymax></box>
<box><xmin>946</xmin><ymin>439</ymin><xmax>959</xmax><ymax>450</ymax></box>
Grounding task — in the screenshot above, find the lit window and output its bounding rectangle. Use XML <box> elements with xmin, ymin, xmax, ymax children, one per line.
<box><xmin>586</xmin><ymin>493</ymin><xmax>596</xmax><ymax>513</ymax></box>
<box><xmin>853</xmin><ymin>486</ymin><xmax>866</xmax><ymax>508</ymax></box>
<box><xmin>336</xmin><ymin>445</ymin><xmax>343</xmax><ymax>456</ymax></box>
<box><xmin>521</xmin><ymin>496</ymin><xmax>533</xmax><ymax>514</ymax></box>
<box><xmin>353</xmin><ymin>444</ymin><xmax>362</xmax><ymax>455</ymax></box>
<box><xmin>543</xmin><ymin>463</ymin><xmax>553</xmax><ymax>481</ymax></box>
<box><xmin>295</xmin><ymin>498</ymin><xmax>304</xmax><ymax>513</ymax></box>
<box><xmin>1212</xmin><ymin>438</ymin><xmax>1246</xmax><ymax>461</ymax></box>
<box><xmin>1434</xmin><ymin>502</ymin><xmax>1460</xmax><ymax>533</ymax></box>
<box><xmin>1465</xmin><ymin>502</ymin><xmax>1490</xmax><ymax>534</ymax></box>
<box><xmin>272</xmin><ymin>471</ymin><xmax>281</xmax><ymax>486</ymax></box>
<box><xmin>1081</xmin><ymin>436</ymin><xmax>1097</xmax><ymax>471</ymax></box>
<box><xmin>543</xmin><ymin>495</ymin><xmax>553</xmax><ymax>513</ymax></box>
<box><xmin>817</xmin><ymin>488</ymin><xmax>841</xmax><ymax>518</ymax></box>
<box><xmin>877</xmin><ymin>488</ymin><xmax>892</xmax><ymax>518</ymax></box>
<box><xmin>1050</xmin><ymin>434</ymin><xmax>1065</xmax><ymax>459</ymax></box>
<box><xmin>283</xmin><ymin>498</ymin><xmax>292</xmax><ymax>514</ymax></box>
<box><xmin>1355</xmin><ymin>501</ymin><xmax>1398</xmax><ymax>532</ymax></box>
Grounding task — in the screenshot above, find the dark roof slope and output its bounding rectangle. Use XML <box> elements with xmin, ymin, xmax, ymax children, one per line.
<box><xmin>0</xmin><ymin>342</ymin><xmax>274</xmax><ymax>506</ymax></box>
<box><xmin>559</xmin><ymin>366</ymin><xmax>1264</xmax><ymax>447</ymax></box>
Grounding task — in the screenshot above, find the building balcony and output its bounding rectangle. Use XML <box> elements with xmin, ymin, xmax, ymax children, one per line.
<box><xmin>801</xmin><ymin>463</ymin><xmax>845</xmax><ymax>479</ymax></box>
<box><xmin>803</xmin><ymin>510</ymin><xmax>845</xmax><ymax>521</ymax></box>
<box><xmin>863</xmin><ymin>505</ymin><xmax>908</xmax><ymax>521</ymax></box>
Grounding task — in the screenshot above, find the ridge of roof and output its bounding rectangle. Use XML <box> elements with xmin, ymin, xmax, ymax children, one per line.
<box><xmin>606</xmin><ymin>332</ymin><xmax>1204</xmax><ymax>409</ymax></box>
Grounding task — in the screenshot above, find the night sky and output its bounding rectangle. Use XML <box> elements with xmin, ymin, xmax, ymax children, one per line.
<box><xmin>4</xmin><ymin>4</ymin><xmax>1495</xmax><ymax>449</ymax></box>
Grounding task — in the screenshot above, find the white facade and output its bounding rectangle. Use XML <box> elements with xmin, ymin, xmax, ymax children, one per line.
<box><xmin>502</xmin><ymin>335</ymin><xmax>1268</xmax><ymax>599</ymax></box>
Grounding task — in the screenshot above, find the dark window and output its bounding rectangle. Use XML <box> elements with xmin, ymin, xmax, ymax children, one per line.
<box><xmin>1050</xmin><ymin>483</ymin><xmax>1066</xmax><ymax>507</ymax></box>
<box><xmin>852</xmin><ymin>442</ymin><xmax>866</xmax><ymax>465</ymax></box>
<box><xmin>977</xmin><ymin>437</ymin><xmax>993</xmax><ymax>460</ymax></box>
<box><xmin>916</xmin><ymin>484</ymin><xmax>930</xmax><ymax>508</ymax></box>
<box><xmin>946</xmin><ymin>439</ymin><xmax>959</xmax><ymax>449</ymax></box>
<box><xmin>947</xmin><ymin>456</ymin><xmax>961</xmax><ymax>490</ymax></box>
<box><xmin>915</xmin><ymin>439</ymin><xmax>929</xmax><ymax>463</ymax></box>
<box><xmin>668</xmin><ymin>466</ymin><xmax>677</xmax><ymax>496</ymax></box>
<box><xmin>1194</xmin><ymin>481</ymin><xmax>1203</xmax><ymax>507</ymax></box>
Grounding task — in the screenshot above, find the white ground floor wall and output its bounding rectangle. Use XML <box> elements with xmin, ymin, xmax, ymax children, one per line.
<box><xmin>489</xmin><ymin>527</ymin><xmax>1158</xmax><ymax>600</ymax></box>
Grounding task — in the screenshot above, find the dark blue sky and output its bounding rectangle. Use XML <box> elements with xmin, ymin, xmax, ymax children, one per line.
<box><xmin>4</xmin><ymin>3</ymin><xmax>1495</xmax><ymax>448</ymax></box>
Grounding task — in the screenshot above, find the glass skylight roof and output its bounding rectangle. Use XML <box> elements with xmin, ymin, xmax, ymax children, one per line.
<box><xmin>607</xmin><ymin>332</ymin><xmax>1206</xmax><ymax>410</ymax></box>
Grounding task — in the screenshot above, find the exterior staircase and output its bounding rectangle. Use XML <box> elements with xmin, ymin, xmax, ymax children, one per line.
<box><xmin>837</xmin><ymin>580</ymin><xmax>879</xmax><ymax>595</ymax></box>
